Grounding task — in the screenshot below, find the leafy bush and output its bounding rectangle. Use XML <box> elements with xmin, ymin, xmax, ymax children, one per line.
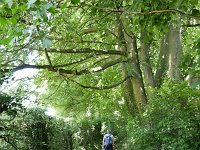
<box><xmin>1</xmin><ymin>106</ymin><xmax>128</xmax><ymax>150</ymax></box>
<box><xmin>0</xmin><ymin>93</ymin><xmax>24</xmax><ymax>150</ymax></box>
<box><xmin>127</xmin><ymin>81</ymin><xmax>200</xmax><ymax>150</ymax></box>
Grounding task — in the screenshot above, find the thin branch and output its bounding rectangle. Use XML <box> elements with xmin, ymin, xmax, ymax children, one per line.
<box><xmin>1</xmin><ymin>54</ymin><xmax>93</xmax><ymax>71</ymax></box>
<box><xmin>0</xmin><ymin>135</ymin><xmax>18</xmax><ymax>150</ymax></box>
<box><xmin>81</xmin><ymin>40</ymin><xmax>117</xmax><ymax>45</ymax></box>
<box><xmin>53</xmin><ymin>53</ymin><xmax>94</xmax><ymax>68</ymax></box>
<box><xmin>89</xmin><ymin>57</ymin><xmax>122</xmax><ymax>72</ymax></box>
<box><xmin>47</xmin><ymin>48</ymin><xmax>125</xmax><ymax>55</ymax></box>
<box><xmin>1</xmin><ymin>77</ymin><xmax>34</xmax><ymax>91</ymax></box>
<box><xmin>92</xmin><ymin>56</ymin><xmax>110</xmax><ymax>66</ymax></box>
<box><xmin>51</xmin><ymin>39</ymin><xmax>117</xmax><ymax>46</ymax></box>
<box><xmin>78</xmin><ymin>10</ymin><xmax>112</xmax><ymax>30</ymax></box>
<box><xmin>42</xmin><ymin>79</ymin><xmax>64</xmax><ymax>100</ymax></box>
<box><xmin>58</xmin><ymin>58</ymin><xmax>122</xmax><ymax>75</ymax></box>
<box><xmin>44</xmin><ymin>48</ymin><xmax>53</xmax><ymax>67</ymax></box>
<box><xmin>13</xmin><ymin>64</ymin><xmax>49</xmax><ymax>71</ymax></box>
<box><xmin>182</xmin><ymin>24</ymin><xmax>200</xmax><ymax>27</ymax></box>
<box><xmin>84</xmin><ymin>3</ymin><xmax>200</xmax><ymax>19</ymax></box>
<box><xmin>64</xmin><ymin>75</ymin><xmax>132</xmax><ymax>90</ymax></box>
<box><xmin>12</xmin><ymin>58</ymin><xmax>123</xmax><ymax>75</ymax></box>
<box><xmin>29</xmin><ymin>47</ymin><xmax>125</xmax><ymax>56</ymax></box>
<box><xmin>0</xmin><ymin>59</ymin><xmax>24</xmax><ymax>67</ymax></box>
<box><xmin>82</xmin><ymin>28</ymin><xmax>97</xmax><ymax>34</ymax></box>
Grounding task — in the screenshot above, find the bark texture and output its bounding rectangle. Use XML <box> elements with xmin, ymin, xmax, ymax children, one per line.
<box><xmin>155</xmin><ymin>35</ymin><xmax>169</xmax><ymax>87</ymax></box>
<box><xmin>140</xmin><ymin>31</ymin><xmax>155</xmax><ymax>88</ymax></box>
<box><xmin>167</xmin><ymin>25</ymin><xmax>182</xmax><ymax>80</ymax></box>
<box><xmin>118</xmin><ymin>15</ymin><xmax>147</xmax><ymax>115</ymax></box>
<box><xmin>116</xmin><ymin>16</ymin><xmax>139</xmax><ymax>116</ymax></box>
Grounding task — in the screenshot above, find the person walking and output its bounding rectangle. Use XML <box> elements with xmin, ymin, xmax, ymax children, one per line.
<box><xmin>102</xmin><ymin>130</ymin><xmax>114</xmax><ymax>150</ymax></box>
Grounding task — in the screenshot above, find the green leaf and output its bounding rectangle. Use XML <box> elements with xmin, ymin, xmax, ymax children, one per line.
<box><xmin>19</xmin><ymin>4</ymin><xmax>27</xmax><ymax>11</ymax></box>
<box><xmin>48</xmin><ymin>7</ymin><xmax>58</xmax><ymax>14</ymax></box>
<box><xmin>61</xmin><ymin>2</ymin><xmax>67</xmax><ymax>9</ymax></box>
<box><xmin>144</xmin><ymin>35</ymin><xmax>150</xmax><ymax>43</ymax></box>
<box><xmin>191</xmin><ymin>0</ymin><xmax>198</xmax><ymax>5</ymax></box>
<box><xmin>0</xmin><ymin>17</ymin><xmax>7</xmax><ymax>26</ymax></box>
<box><xmin>71</xmin><ymin>0</ymin><xmax>80</xmax><ymax>5</ymax></box>
<box><xmin>42</xmin><ymin>38</ymin><xmax>52</xmax><ymax>48</ymax></box>
<box><xmin>9</xmin><ymin>18</ymin><xmax>17</xmax><ymax>25</ymax></box>
<box><xmin>0</xmin><ymin>37</ymin><xmax>12</xmax><ymax>45</ymax></box>
<box><xmin>127</xmin><ymin>0</ymin><xmax>133</xmax><ymax>5</ymax></box>
<box><xmin>11</xmin><ymin>7</ymin><xmax>18</xmax><ymax>14</ymax></box>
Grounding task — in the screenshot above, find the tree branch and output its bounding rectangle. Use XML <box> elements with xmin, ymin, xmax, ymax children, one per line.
<box><xmin>84</xmin><ymin>3</ymin><xmax>200</xmax><ymax>19</ymax></box>
<box><xmin>13</xmin><ymin>64</ymin><xmax>49</xmax><ymax>71</ymax></box>
<box><xmin>65</xmin><ymin>75</ymin><xmax>132</xmax><ymax>90</ymax></box>
<box><xmin>182</xmin><ymin>24</ymin><xmax>200</xmax><ymax>27</ymax></box>
<box><xmin>54</xmin><ymin>39</ymin><xmax>117</xmax><ymax>46</ymax></box>
<box><xmin>0</xmin><ymin>59</ymin><xmax>24</xmax><ymax>67</ymax></box>
<box><xmin>42</xmin><ymin>79</ymin><xmax>64</xmax><ymax>100</ymax></box>
<box><xmin>44</xmin><ymin>48</ymin><xmax>53</xmax><ymax>67</ymax></box>
<box><xmin>89</xmin><ymin>57</ymin><xmax>122</xmax><ymax>72</ymax></box>
<box><xmin>0</xmin><ymin>135</ymin><xmax>18</xmax><ymax>150</ymax></box>
<box><xmin>31</xmin><ymin>48</ymin><xmax>126</xmax><ymax>56</ymax></box>
<box><xmin>53</xmin><ymin>54</ymin><xmax>94</xmax><ymax>68</ymax></box>
<box><xmin>12</xmin><ymin>58</ymin><xmax>123</xmax><ymax>75</ymax></box>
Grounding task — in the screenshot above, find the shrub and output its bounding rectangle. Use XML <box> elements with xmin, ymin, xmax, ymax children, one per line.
<box><xmin>127</xmin><ymin>82</ymin><xmax>200</xmax><ymax>150</ymax></box>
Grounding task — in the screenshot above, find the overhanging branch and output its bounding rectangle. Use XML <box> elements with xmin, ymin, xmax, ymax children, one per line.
<box><xmin>53</xmin><ymin>54</ymin><xmax>94</xmax><ymax>67</ymax></box>
<box><xmin>12</xmin><ymin>58</ymin><xmax>123</xmax><ymax>75</ymax></box>
<box><xmin>44</xmin><ymin>48</ymin><xmax>53</xmax><ymax>67</ymax></box>
<box><xmin>84</xmin><ymin>3</ymin><xmax>200</xmax><ymax>19</ymax></box>
<box><xmin>0</xmin><ymin>135</ymin><xmax>18</xmax><ymax>150</ymax></box>
<box><xmin>65</xmin><ymin>75</ymin><xmax>133</xmax><ymax>90</ymax></box>
<box><xmin>182</xmin><ymin>24</ymin><xmax>200</xmax><ymax>27</ymax></box>
<box><xmin>32</xmin><ymin>48</ymin><xmax>126</xmax><ymax>56</ymax></box>
<box><xmin>13</xmin><ymin>64</ymin><xmax>49</xmax><ymax>71</ymax></box>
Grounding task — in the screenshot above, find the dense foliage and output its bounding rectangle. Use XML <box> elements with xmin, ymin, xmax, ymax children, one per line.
<box><xmin>1</xmin><ymin>82</ymin><xmax>199</xmax><ymax>149</ymax></box>
<box><xmin>0</xmin><ymin>107</ymin><xmax>126</xmax><ymax>149</ymax></box>
<box><xmin>0</xmin><ymin>0</ymin><xmax>200</xmax><ymax>149</ymax></box>
<box><xmin>127</xmin><ymin>82</ymin><xmax>200</xmax><ymax>149</ymax></box>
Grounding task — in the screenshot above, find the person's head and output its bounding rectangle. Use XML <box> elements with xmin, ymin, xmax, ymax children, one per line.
<box><xmin>106</xmin><ymin>129</ymin><xmax>111</xmax><ymax>134</ymax></box>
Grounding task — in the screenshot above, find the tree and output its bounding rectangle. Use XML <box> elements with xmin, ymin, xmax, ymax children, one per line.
<box><xmin>0</xmin><ymin>0</ymin><xmax>200</xmax><ymax>118</ymax></box>
<box><xmin>0</xmin><ymin>80</ymin><xmax>24</xmax><ymax>149</ymax></box>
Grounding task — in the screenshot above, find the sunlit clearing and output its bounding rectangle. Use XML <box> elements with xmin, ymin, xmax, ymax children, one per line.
<box><xmin>45</xmin><ymin>107</ymin><xmax>57</xmax><ymax>117</ymax></box>
<box><xmin>13</xmin><ymin>68</ymin><xmax>38</xmax><ymax>79</ymax></box>
<box><xmin>22</xmin><ymin>95</ymin><xmax>37</xmax><ymax>108</ymax></box>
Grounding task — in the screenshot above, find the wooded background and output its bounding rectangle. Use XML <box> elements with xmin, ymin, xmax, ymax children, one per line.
<box><xmin>0</xmin><ymin>0</ymin><xmax>200</xmax><ymax>149</ymax></box>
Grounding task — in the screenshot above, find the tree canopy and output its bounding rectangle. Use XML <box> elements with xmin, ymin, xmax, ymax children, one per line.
<box><xmin>0</xmin><ymin>0</ymin><xmax>200</xmax><ymax>149</ymax></box>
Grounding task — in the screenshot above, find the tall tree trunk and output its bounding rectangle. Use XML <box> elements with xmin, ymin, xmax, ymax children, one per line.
<box><xmin>155</xmin><ymin>35</ymin><xmax>169</xmax><ymax>87</ymax></box>
<box><xmin>32</xmin><ymin>122</ymin><xmax>49</xmax><ymax>150</ymax></box>
<box><xmin>65</xmin><ymin>130</ymin><xmax>73</xmax><ymax>150</ymax></box>
<box><xmin>119</xmin><ymin>15</ymin><xmax>147</xmax><ymax>114</ymax></box>
<box><xmin>167</xmin><ymin>25</ymin><xmax>182</xmax><ymax>81</ymax></box>
<box><xmin>140</xmin><ymin>31</ymin><xmax>155</xmax><ymax>88</ymax></box>
<box><xmin>41</xmin><ymin>122</ymin><xmax>49</xmax><ymax>150</ymax></box>
<box><xmin>116</xmin><ymin>16</ymin><xmax>139</xmax><ymax>116</ymax></box>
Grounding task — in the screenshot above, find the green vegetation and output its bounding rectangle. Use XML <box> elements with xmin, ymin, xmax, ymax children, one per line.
<box><xmin>0</xmin><ymin>0</ymin><xmax>200</xmax><ymax>149</ymax></box>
